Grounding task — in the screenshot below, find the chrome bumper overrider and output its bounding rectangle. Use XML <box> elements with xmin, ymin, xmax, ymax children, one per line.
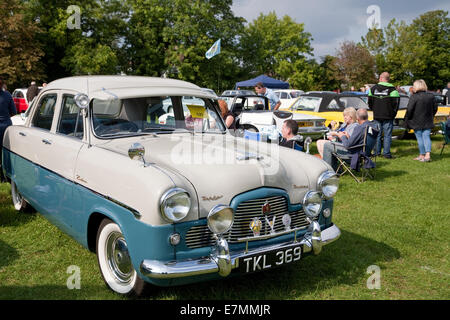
<box><xmin>140</xmin><ymin>223</ymin><xmax>341</xmax><ymax>280</ymax></box>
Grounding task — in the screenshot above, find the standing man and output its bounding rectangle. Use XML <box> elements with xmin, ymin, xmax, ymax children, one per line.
<box><xmin>254</xmin><ymin>82</ymin><xmax>281</xmax><ymax>111</ymax></box>
<box><xmin>0</xmin><ymin>77</ymin><xmax>17</xmax><ymax>182</ymax></box>
<box><xmin>368</xmin><ymin>72</ymin><xmax>400</xmax><ymax>159</ymax></box>
<box><xmin>26</xmin><ymin>81</ymin><xmax>39</xmax><ymax>103</ymax></box>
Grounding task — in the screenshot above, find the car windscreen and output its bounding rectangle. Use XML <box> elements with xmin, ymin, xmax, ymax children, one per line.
<box><xmin>291</xmin><ymin>96</ymin><xmax>322</xmax><ymax>111</ymax></box>
<box><xmin>91</xmin><ymin>96</ymin><xmax>225</xmax><ymax>138</ymax></box>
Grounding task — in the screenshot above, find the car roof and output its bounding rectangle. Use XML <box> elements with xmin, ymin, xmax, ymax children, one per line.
<box><xmin>42</xmin><ymin>76</ymin><xmax>216</xmax><ymax>100</ymax></box>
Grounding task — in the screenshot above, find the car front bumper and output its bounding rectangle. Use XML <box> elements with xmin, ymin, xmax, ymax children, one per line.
<box><xmin>140</xmin><ymin>222</ymin><xmax>340</xmax><ymax>280</ymax></box>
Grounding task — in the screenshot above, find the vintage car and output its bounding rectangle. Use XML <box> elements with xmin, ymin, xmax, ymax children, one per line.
<box><xmin>282</xmin><ymin>92</ymin><xmax>365</xmax><ymax>128</ymax></box>
<box><xmin>273</xmin><ymin>89</ymin><xmax>304</xmax><ymax>109</ymax></box>
<box><xmin>12</xmin><ymin>87</ymin><xmax>42</xmax><ymax>113</ymax></box>
<box><xmin>223</xmin><ymin>94</ymin><xmax>328</xmax><ymax>140</ymax></box>
<box><xmin>2</xmin><ymin>76</ymin><xmax>341</xmax><ymax>296</ymax></box>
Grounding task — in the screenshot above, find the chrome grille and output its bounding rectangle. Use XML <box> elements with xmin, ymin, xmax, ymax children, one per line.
<box><xmin>185</xmin><ymin>196</ymin><xmax>310</xmax><ymax>249</ymax></box>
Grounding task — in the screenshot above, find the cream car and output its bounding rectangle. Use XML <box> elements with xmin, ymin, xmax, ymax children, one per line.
<box><xmin>2</xmin><ymin>76</ymin><xmax>340</xmax><ymax>296</ymax></box>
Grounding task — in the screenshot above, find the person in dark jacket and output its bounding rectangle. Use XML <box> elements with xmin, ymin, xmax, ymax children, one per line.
<box><xmin>0</xmin><ymin>77</ymin><xmax>17</xmax><ymax>181</ymax></box>
<box><xmin>405</xmin><ymin>79</ymin><xmax>438</xmax><ymax>162</ymax></box>
<box><xmin>368</xmin><ymin>72</ymin><xmax>400</xmax><ymax>159</ymax></box>
<box><xmin>26</xmin><ymin>81</ymin><xmax>39</xmax><ymax>103</ymax></box>
<box><xmin>279</xmin><ymin>119</ymin><xmax>303</xmax><ymax>149</ymax></box>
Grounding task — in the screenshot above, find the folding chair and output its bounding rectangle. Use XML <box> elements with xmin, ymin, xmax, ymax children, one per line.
<box><xmin>440</xmin><ymin>122</ymin><xmax>449</xmax><ymax>156</ymax></box>
<box><xmin>332</xmin><ymin>123</ymin><xmax>378</xmax><ymax>183</ymax></box>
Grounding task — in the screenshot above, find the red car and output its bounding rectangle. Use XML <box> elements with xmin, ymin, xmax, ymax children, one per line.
<box><xmin>12</xmin><ymin>87</ymin><xmax>42</xmax><ymax>113</ymax></box>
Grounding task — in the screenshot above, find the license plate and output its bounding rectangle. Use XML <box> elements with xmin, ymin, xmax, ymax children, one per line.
<box><xmin>238</xmin><ymin>243</ymin><xmax>302</xmax><ymax>274</ymax></box>
<box><xmin>297</xmin><ymin>121</ymin><xmax>313</xmax><ymax>127</ymax></box>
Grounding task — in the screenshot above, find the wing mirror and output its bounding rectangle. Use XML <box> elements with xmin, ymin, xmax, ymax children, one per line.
<box><xmin>128</xmin><ymin>143</ymin><xmax>150</xmax><ymax>167</ymax></box>
<box><xmin>74</xmin><ymin>93</ymin><xmax>89</xmax><ymax>109</ymax></box>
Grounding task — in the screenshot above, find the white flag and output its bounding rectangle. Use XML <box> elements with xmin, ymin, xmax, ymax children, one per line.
<box><xmin>205</xmin><ymin>39</ymin><xmax>221</xmax><ymax>60</ymax></box>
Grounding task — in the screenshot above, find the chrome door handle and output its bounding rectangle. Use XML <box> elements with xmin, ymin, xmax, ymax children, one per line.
<box><xmin>19</xmin><ymin>132</ymin><xmax>26</xmax><ymax>137</ymax></box>
<box><xmin>42</xmin><ymin>139</ymin><xmax>52</xmax><ymax>145</ymax></box>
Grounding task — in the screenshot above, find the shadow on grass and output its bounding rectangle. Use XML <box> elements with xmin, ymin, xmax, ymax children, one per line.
<box><xmin>0</xmin><ymin>207</ymin><xmax>36</xmax><ymax>228</ymax></box>
<box><xmin>0</xmin><ymin>229</ymin><xmax>400</xmax><ymax>300</ymax></box>
<box><xmin>0</xmin><ymin>285</ymin><xmax>118</xmax><ymax>300</ymax></box>
<box><xmin>370</xmin><ymin>169</ymin><xmax>408</xmax><ymax>181</ymax></box>
<box><xmin>142</xmin><ymin>229</ymin><xmax>401</xmax><ymax>300</ymax></box>
<box><xmin>0</xmin><ymin>239</ymin><xmax>19</xmax><ymax>270</ymax></box>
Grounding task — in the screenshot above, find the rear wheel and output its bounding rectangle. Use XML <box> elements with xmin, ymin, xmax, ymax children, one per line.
<box><xmin>96</xmin><ymin>218</ymin><xmax>147</xmax><ymax>296</ymax></box>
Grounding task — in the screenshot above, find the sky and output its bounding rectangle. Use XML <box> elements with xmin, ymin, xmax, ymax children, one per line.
<box><xmin>231</xmin><ymin>0</ymin><xmax>450</xmax><ymax>60</ymax></box>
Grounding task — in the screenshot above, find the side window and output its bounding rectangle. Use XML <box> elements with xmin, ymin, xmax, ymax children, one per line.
<box><xmin>326</xmin><ymin>99</ymin><xmax>342</xmax><ymax>111</ymax></box>
<box><xmin>57</xmin><ymin>95</ymin><xmax>84</xmax><ymax>139</ymax></box>
<box><xmin>280</xmin><ymin>92</ymin><xmax>288</xmax><ymax>99</ymax></box>
<box><xmin>32</xmin><ymin>94</ymin><xmax>57</xmax><ymax>131</ymax></box>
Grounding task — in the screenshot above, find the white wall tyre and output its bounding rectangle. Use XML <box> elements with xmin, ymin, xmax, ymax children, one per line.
<box><xmin>96</xmin><ymin>218</ymin><xmax>147</xmax><ymax>296</ymax></box>
<box><xmin>11</xmin><ymin>180</ymin><xmax>32</xmax><ymax>212</ymax></box>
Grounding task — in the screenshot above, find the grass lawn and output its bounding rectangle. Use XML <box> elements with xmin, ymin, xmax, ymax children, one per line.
<box><xmin>0</xmin><ymin>136</ymin><xmax>449</xmax><ymax>300</ymax></box>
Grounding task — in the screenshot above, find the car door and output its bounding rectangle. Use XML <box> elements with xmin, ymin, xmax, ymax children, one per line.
<box><xmin>17</xmin><ymin>91</ymin><xmax>85</xmax><ymax>235</ymax></box>
<box><xmin>11</xmin><ymin>92</ymin><xmax>59</xmax><ymax>203</ymax></box>
<box><xmin>47</xmin><ymin>93</ymin><xmax>88</xmax><ymax>238</ymax></box>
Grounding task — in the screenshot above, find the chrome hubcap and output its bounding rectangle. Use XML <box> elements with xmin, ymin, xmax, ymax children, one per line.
<box><xmin>106</xmin><ymin>231</ymin><xmax>133</xmax><ymax>283</ymax></box>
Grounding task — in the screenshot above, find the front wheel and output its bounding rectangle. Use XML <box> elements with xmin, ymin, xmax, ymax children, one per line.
<box><xmin>96</xmin><ymin>218</ymin><xmax>147</xmax><ymax>296</ymax></box>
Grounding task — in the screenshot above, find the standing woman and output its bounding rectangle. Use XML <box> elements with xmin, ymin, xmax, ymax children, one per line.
<box><xmin>404</xmin><ymin>79</ymin><xmax>437</xmax><ymax>162</ymax></box>
<box><xmin>0</xmin><ymin>77</ymin><xmax>17</xmax><ymax>181</ymax></box>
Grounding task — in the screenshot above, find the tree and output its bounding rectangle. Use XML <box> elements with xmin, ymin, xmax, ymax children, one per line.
<box><xmin>0</xmin><ymin>0</ymin><xmax>44</xmax><ymax>88</ymax></box>
<box><xmin>126</xmin><ymin>0</ymin><xmax>246</xmax><ymax>92</ymax></box>
<box><xmin>315</xmin><ymin>55</ymin><xmax>340</xmax><ymax>91</ymax></box>
<box><xmin>24</xmin><ymin>0</ymin><xmax>129</xmax><ymax>79</ymax></box>
<box><xmin>240</xmin><ymin>12</ymin><xmax>313</xmax><ymax>84</ymax></box>
<box><xmin>361</xmin><ymin>10</ymin><xmax>450</xmax><ymax>89</ymax></box>
<box><xmin>332</xmin><ymin>41</ymin><xmax>377</xmax><ymax>90</ymax></box>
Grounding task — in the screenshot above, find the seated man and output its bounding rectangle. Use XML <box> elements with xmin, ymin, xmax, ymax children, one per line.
<box><xmin>279</xmin><ymin>119</ymin><xmax>303</xmax><ymax>150</ymax></box>
<box><xmin>322</xmin><ymin>109</ymin><xmax>370</xmax><ymax>170</ymax></box>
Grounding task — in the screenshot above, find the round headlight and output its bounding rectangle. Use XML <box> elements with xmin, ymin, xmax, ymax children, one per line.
<box><xmin>303</xmin><ymin>191</ymin><xmax>323</xmax><ymax>218</ymax></box>
<box><xmin>207</xmin><ymin>205</ymin><xmax>234</xmax><ymax>235</ymax></box>
<box><xmin>160</xmin><ymin>188</ymin><xmax>191</xmax><ymax>222</ymax></box>
<box><xmin>318</xmin><ymin>171</ymin><xmax>339</xmax><ymax>199</ymax></box>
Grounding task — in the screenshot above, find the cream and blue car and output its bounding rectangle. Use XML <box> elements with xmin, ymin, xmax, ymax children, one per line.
<box><xmin>2</xmin><ymin>76</ymin><xmax>341</xmax><ymax>296</ymax></box>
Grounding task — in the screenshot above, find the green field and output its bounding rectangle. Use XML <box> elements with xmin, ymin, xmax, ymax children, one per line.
<box><xmin>0</xmin><ymin>136</ymin><xmax>449</xmax><ymax>300</ymax></box>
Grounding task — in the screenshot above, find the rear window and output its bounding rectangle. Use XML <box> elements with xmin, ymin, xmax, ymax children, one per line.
<box><xmin>399</xmin><ymin>96</ymin><xmax>409</xmax><ymax>110</ymax></box>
